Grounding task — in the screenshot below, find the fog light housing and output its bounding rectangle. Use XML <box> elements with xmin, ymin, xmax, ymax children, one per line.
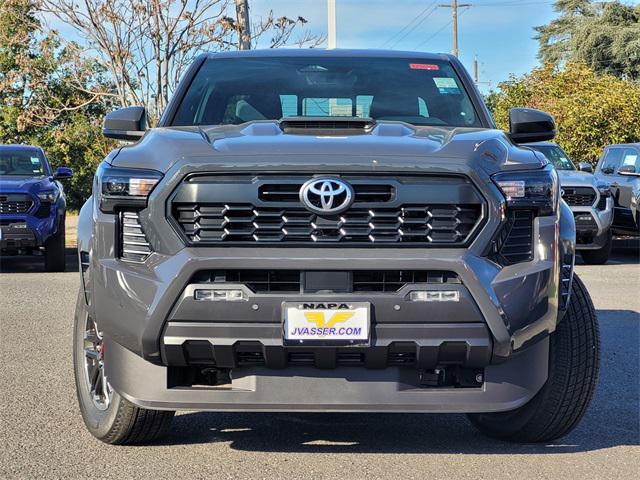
<box><xmin>409</xmin><ymin>290</ymin><xmax>460</xmax><ymax>302</ymax></box>
<box><xmin>194</xmin><ymin>289</ymin><xmax>247</xmax><ymax>301</ymax></box>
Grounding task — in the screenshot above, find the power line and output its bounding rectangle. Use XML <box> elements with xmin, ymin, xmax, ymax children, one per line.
<box><xmin>380</xmin><ymin>1</ymin><xmax>438</xmax><ymax>48</ymax></box>
<box><xmin>388</xmin><ymin>4</ymin><xmax>440</xmax><ymax>49</ymax></box>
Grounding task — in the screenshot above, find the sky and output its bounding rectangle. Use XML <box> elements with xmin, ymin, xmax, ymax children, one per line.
<box><xmin>45</xmin><ymin>0</ymin><xmax>640</xmax><ymax>94</ymax></box>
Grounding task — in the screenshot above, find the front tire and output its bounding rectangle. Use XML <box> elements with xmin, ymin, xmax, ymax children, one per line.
<box><xmin>580</xmin><ymin>230</ymin><xmax>612</xmax><ymax>265</ymax></box>
<box><xmin>44</xmin><ymin>216</ymin><xmax>66</xmax><ymax>272</ymax></box>
<box><xmin>73</xmin><ymin>291</ymin><xmax>175</xmax><ymax>444</ymax></box>
<box><xmin>468</xmin><ymin>274</ymin><xmax>599</xmax><ymax>443</ymax></box>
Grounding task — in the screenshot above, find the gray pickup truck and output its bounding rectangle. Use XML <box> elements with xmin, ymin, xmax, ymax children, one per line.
<box><xmin>74</xmin><ymin>50</ymin><xmax>599</xmax><ymax>445</ymax></box>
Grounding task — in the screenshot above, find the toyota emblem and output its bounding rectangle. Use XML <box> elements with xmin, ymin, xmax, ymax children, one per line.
<box><xmin>300</xmin><ymin>178</ymin><xmax>354</xmax><ymax>215</ymax></box>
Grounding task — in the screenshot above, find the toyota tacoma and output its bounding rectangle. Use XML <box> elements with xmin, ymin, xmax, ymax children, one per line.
<box><xmin>1</xmin><ymin>144</ymin><xmax>73</xmax><ymax>271</ymax></box>
<box><xmin>74</xmin><ymin>50</ymin><xmax>599</xmax><ymax>444</ymax></box>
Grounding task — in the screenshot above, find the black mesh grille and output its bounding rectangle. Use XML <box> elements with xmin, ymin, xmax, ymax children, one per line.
<box><xmin>192</xmin><ymin>269</ymin><xmax>460</xmax><ymax>293</ymax></box>
<box><xmin>0</xmin><ymin>195</ymin><xmax>32</xmax><ymax>214</ymax></box>
<box><xmin>490</xmin><ymin>210</ymin><xmax>534</xmax><ymax>266</ymax></box>
<box><xmin>173</xmin><ymin>204</ymin><xmax>481</xmax><ymax>246</ymax></box>
<box><xmin>561</xmin><ymin>187</ymin><xmax>596</xmax><ymax>207</ymax></box>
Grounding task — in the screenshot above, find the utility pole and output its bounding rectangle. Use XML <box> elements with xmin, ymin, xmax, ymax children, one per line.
<box><xmin>474</xmin><ymin>55</ymin><xmax>478</xmax><ymax>83</ymax></box>
<box><xmin>438</xmin><ymin>0</ymin><xmax>471</xmax><ymax>58</ymax></box>
<box><xmin>235</xmin><ymin>0</ymin><xmax>251</xmax><ymax>50</ymax></box>
<box><xmin>327</xmin><ymin>0</ymin><xmax>337</xmax><ymax>48</ymax></box>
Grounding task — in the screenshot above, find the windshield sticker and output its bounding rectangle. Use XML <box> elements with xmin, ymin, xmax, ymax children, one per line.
<box><xmin>433</xmin><ymin>77</ymin><xmax>460</xmax><ymax>94</ymax></box>
<box><xmin>30</xmin><ymin>157</ymin><xmax>40</xmax><ymax>165</ymax></box>
<box><xmin>409</xmin><ymin>63</ymin><xmax>439</xmax><ymax>70</ymax></box>
<box><xmin>622</xmin><ymin>154</ymin><xmax>638</xmax><ymax>166</ymax></box>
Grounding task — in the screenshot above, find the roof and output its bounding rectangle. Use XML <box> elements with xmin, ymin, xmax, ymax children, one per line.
<box><xmin>207</xmin><ymin>48</ymin><xmax>451</xmax><ymax>61</ymax></box>
<box><xmin>0</xmin><ymin>144</ymin><xmax>43</xmax><ymax>151</ymax></box>
<box><xmin>523</xmin><ymin>141</ymin><xmax>559</xmax><ymax>148</ymax></box>
<box><xmin>606</xmin><ymin>143</ymin><xmax>640</xmax><ymax>148</ymax></box>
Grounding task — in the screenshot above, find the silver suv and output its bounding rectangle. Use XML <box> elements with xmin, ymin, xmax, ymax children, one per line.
<box><xmin>525</xmin><ymin>142</ymin><xmax>613</xmax><ymax>264</ymax></box>
<box><xmin>73</xmin><ymin>50</ymin><xmax>599</xmax><ymax>445</ymax></box>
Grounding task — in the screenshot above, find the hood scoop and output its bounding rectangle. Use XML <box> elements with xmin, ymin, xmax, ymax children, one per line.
<box><xmin>279</xmin><ymin>116</ymin><xmax>376</xmax><ymax>135</ymax></box>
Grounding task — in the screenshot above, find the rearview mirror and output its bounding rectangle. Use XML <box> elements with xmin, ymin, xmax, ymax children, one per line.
<box><xmin>508</xmin><ymin>108</ymin><xmax>556</xmax><ymax>144</ymax></box>
<box><xmin>618</xmin><ymin>165</ymin><xmax>639</xmax><ymax>176</ymax></box>
<box><xmin>54</xmin><ymin>166</ymin><xmax>73</xmax><ymax>179</ymax></box>
<box><xmin>577</xmin><ymin>162</ymin><xmax>593</xmax><ymax>173</ymax></box>
<box><xmin>103</xmin><ymin>106</ymin><xmax>147</xmax><ymax>141</ymax></box>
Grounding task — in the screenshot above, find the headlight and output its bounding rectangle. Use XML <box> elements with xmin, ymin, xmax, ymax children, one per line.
<box><xmin>97</xmin><ymin>163</ymin><xmax>163</xmax><ymax>213</ymax></box>
<box><xmin>37</xmin><ymin>190</ymin><xmax>59</xmax><ymax>203</ymax></box>
<box><xmin>492</xmin><ymin>165</ymin><xmax>558</xmax><ymax>216</ymax></box>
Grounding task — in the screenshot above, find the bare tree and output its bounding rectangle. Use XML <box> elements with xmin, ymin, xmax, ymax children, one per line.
<box><xmin>40</xmin><ymin>0</ymin><xmax>324</xmax><ymax>121</ymax></box>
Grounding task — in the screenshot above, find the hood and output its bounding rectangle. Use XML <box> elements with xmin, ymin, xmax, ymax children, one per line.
<box><xmin>109</xmin><ymin>121</ymin><xmax>546</xmax><ymax>175</ymax></box>
<box><xmin>557</xmin><ymin>170</ymin><xmax>597</xmax><ymax>187</ymax></box>
<box><xmin>0</xmin><ymin>175</ymin><xmax>56</xmax><ymax>195</ymax></box>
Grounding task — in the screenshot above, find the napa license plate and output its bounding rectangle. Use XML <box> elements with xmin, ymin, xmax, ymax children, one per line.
<box><xmin>283</xmin><ymin>302</ymin><xmax>370</xmax><ymax>344</ymax></box>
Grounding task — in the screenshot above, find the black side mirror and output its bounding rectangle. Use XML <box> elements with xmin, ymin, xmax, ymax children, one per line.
<box><xmin>103</xmin><ymin>106</ymin><xmax>147</xmax><ymax>141</ymax></box>
<box><xmin>618</xmin><ymin>165</ymin><xmax>639</xmax><ymax>176</ymax></box>
<box><xmin>577</xmin><ymin>162</ymin><xmax>593</xmax><ymax>173</ymax></box>
<box><xmin>508</xmin><ymin>108</ymin><xmax>556</xmax><ymax>144</ymax></box>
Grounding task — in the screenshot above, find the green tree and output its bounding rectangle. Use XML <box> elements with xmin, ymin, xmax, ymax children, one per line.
<box><xmin>0</xmin><ymin>0</ymin><xmax>116</xmax><ymax>209</ymax></box>
<box><xmin>488</xmin><ymin>63</ymin><xmax>640</xmax><ymax>164</ymax></box>
<box><xmin>536</xmin><ymin>1</ymin><xmax>640</xmax><ymax>81</ymax></box>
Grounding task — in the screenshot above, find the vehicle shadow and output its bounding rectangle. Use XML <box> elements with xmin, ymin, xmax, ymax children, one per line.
<box><xmin>0</xmin><ymin>247</ymin><xmax>78</xmax><ymax>273</ymax></box>
<box><xmin>159</xmin><ymin>308</ymin><xmax>639</xmax><ymax>454</ymax></box>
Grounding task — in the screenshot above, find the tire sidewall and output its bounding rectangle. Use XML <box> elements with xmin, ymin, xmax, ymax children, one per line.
<box><xmin>73</xmin><ymin>290</ymin><xmax>124</xmax><ymax>439</ymax></box>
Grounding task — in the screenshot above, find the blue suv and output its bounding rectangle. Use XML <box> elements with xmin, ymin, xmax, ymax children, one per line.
<box><xmin>0</xmin><ymin>144</ymin><xmax>73</xmax><ymax>271</ymax></box>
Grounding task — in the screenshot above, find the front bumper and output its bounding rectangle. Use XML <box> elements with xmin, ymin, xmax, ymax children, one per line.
<box><xmin>0</xmin><ymin>221</ymin><xmax>37</xmax><ymax>252</ymax></box>
<box><xmin>571</xmin><ymin>197</ymin><xmax>613</xmax><ymax>250</ymax></box>
<box><xmin>105</xmin><ymin>335</ymin><xmax>549</xmax><ymax>413</ymax></box>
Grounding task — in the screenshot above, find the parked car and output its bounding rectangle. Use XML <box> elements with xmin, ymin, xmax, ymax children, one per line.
<box><xmin>525</xmin><ymin>142</ymin><xmax>613</xmax><ymax>264</ymax></box>
<box><xmin>74</xmin><ymin>50</ymin><xmax>599</xmax><ymax>445</ymax></box>
<box><xmin>594</xmin><ymin>143</ymin><xmax>640</xmax><ymax>235</ymax></box>
<box><xmin>0</xmin><ymin>145</ymin><xmax>72</xmax><ymax>271</ymax></box>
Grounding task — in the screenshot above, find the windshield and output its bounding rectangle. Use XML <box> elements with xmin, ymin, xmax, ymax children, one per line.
<box><xmin>172</xmin><ymin>56</ymin><xmax>481</xmax><ymax>128</ymax></box>
<box><xmin>0</xmin><ymin>148</ymin><xmax>47</xmax><ymax>177</ymax></box>
<box><xmin>529</xmin><ymin>145</ymin><xmax>575</xmax><ymax>171</ymax></box>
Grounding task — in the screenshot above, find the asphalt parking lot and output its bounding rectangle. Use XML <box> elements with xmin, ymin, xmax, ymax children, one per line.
<box><xmin>1</xmin><ymin>248</ymin><xmax>638</xmax><ymax>479</ymax></box>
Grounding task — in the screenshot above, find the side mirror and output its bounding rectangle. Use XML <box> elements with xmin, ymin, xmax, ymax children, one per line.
<box><xmin>577</xmin><ymin>162</ymin><xmax>593</xmax><ymax>173</ymax></box>
<box><xmin>103</xmin><ymin>106</ymin><xmax>147</xmax><ymax>141</ymax></box>
<box><xmin>618</xmin><ymin>165</ymin><xmax>639</xmax><ymax>176</ymax></box>
<box><xmin>508</xmin><ymin>108</ymin><xmax>556</xmax><ymax>144</ymax></box>
<box><xmin>54</xmin><ymin>166</ymin><xmax>73</xmax><ymax>179</ymax></box>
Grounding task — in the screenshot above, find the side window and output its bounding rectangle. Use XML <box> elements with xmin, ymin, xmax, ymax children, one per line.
<box><xmin>418</xmin><ymin>98</ymin><xmax>429</xmax><ymax>118</ymax></box>
<box><xmin>620</xmin><ymin>148</ymin><xmax>639</xmax><ymax>172</ymax></box>
<box><xmin>600</xmin><ymin>148</ymin><xmax>623</xmax><ymax>175</ymax></box>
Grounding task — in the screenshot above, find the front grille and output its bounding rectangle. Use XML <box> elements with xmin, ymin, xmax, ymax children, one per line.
<box><xmin>490</xmin><ymin>210</ymin><xmax>534</xmax><ymax>266</ymax></box>
<box><xmin>119</xmin><ymin>211</ymin><xmax>153</xmax><ymax>262</ymax></box>
<box><xmin>173</xmin><ymin>204</ymin><xmax>481</xmax><ymax>245</ymax></box>
<box><xmin>259</xmin><ymin>183</ymin><xmax>393</xmax><ymax>203</ymax></box>
<box><xmin>170</xmin><ymin>174</ymin><xmax>485</xmax><ymax>247</ymax></box>
<box><xmin>191</xmin><ymin>269</ymin><xmax>461</xmax><ymax>294</ymax></box>
<box><xmin>561</xmin><ymin>187</ymin><xmax>596</xmax><ymax>207</ymax></box>
<box><xmin>0</xmin><ymin>194</ymin><xmax>33</xmax><ymax>214</ymax></box>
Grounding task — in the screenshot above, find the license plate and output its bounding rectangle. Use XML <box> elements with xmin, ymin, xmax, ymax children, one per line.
<box><xmin>283</xmin><ymin>302</ymin><xmax>370</xmax><ymax>344</ymax></box>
